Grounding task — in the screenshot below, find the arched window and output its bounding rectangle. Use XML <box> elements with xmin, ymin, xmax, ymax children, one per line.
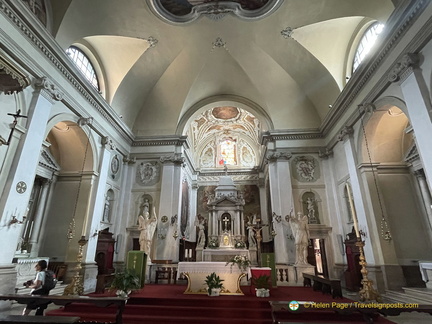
<box><xmin>352</xmin><ymin>23</ymin><xmax>384</xmax><ymax>72</ymax></box>
<box><xmin>66</xmin><ymin>46</ymin><xmax>100</xmax><ymax>90</ymax></box>
<box><xmin>219</xmin><ymin>138</ymin><xmax>237</xmax><ymax>166</ymax></box>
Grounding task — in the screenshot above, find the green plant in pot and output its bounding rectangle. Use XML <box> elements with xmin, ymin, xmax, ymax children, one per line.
<box><xmin>204</xmin><ymin>272</ymin><xmax>224</xmax><ymax>296</ymax></box>
<box><xmin>110</xmin><ymin>269</ymin><xmax>141</xmax><ymax>297</ymax></box>
<box><xmin>252</xmin><ymin>275</ymin><xmax>271</xmax><ymax>297</ymax></box>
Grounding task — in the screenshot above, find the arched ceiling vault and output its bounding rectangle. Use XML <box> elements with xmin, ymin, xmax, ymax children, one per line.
<box><xmin>51</xmin><ymin>0</ymin><xmax>395</xmax><ymax>136</ymax></box>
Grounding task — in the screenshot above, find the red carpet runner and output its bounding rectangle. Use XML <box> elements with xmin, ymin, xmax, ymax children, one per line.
<box><xmin>46</xmin><ymin>285</ymin><xmax>395</xmax><ymax>323</ymax></box>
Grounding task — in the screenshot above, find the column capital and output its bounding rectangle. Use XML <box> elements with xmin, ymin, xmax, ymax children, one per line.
<box><xmin>318</xmin><ymin>148</ymin><xmax>333</xmax><ymax>159</ymax></box>
<box><xmin>388</xmin><ymin>53</ymin><xmax>420</xmax><ymax>83</ymax></box>
<box><xmin>34</xmin><ymin>77</ymin><xmax>64</xmax><ymax>102</ymax></box>
<box><xmin>101</xmin><ymin>136</ymin><xmax>116</xmax><ymax>151</ymax></box>
<box><xmin>413</xmin><ymin>169</ymin><xmax>425</xmax><ymax>179</ymax></box>
<box><xmin>337</xmin><ymin>126</ymin><xmax>354</xmax><ymax>142</ymax></box>
<box><xmin>160</xmin><ymin>153</ymin><xmax>185</xmax><ymax>165</ymax></box>
<box><xmin>265</xmin><ymin>151</ymin><xmax>292</xmax><ymax>162</ymax></box>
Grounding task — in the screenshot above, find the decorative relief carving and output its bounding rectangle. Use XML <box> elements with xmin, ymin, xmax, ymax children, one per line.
<box><xmin>147</xmin><ymin>36</ymin><xmax>158</xmax><ymax>47</ymax></box>
<box><xmin>281</xmin><ymin>27</ymin><xmax>294</xmax><ymax>39</ymax></box>
<box><xmin>110</xmin><ymin>155</ymin><xmax>120</xmax><ymax>176</ymax></box>
<box><xmin>292</xmin><ymin>156</ymin><xmax>319</xmax><ymax>182</ymax></box>
<box><xmin>239</xmin><ymin>141</ymin><xmax>255</xmax><ymax>167</ymax></box>
<box><xmin>137</xmin><ymin>161</ymin><xmax>160</xmax><ymax>186</ymax></box>
<box><xmin>0</xmin><ymin>55</ymin><xmax>30</xmax><ymax>94</ymax></box>
<box><xmin>318</xmin><ymin>149</ymin><xmax>333</xmax><ymax>159</ymax></box>
<box><xmin>388</xmin><ymin>53</ymin><xmax>419</xmax><ymax>83</ymax></box>
<box><xmin>212</xmin><ymin>37</ymin><xmax>228</xmax><ymax>51</ymax></box>
<box><xmin>200</xmin><ymin>144</ymin><xmax>215</xmax><ymax>168</ymax></box>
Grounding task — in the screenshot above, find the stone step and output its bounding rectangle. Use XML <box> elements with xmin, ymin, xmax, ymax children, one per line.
<box><xmin>383</xmin><ymin>289</ymin><xmax>432</xmax><ymax>304</ymax></box>
<box><xmin>403</xmin><ymin>287</ymin><xmax>432</xmax><ymax>303</ymax></box>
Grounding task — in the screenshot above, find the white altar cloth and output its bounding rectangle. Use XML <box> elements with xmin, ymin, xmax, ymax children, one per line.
<box><xmin>177</xmin><ymin>262</ymin><xmax>248</xmax><ymax>295</ymax></box>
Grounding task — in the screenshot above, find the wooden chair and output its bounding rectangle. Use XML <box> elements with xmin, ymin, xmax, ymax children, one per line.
<box><xmin>153</xmin><ymin>260</ymin><xmax>176</xmax><ymax>284</ymax></box>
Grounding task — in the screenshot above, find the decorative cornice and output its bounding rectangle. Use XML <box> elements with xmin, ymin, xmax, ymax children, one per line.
<box><xmin>198</xmin><ymin>173</ymin><xmax>259</xmax><ymax>182</ymax></box>
<box><xmin>337</xmin><ymin>126</ymin><xmax>354</xmax><ymax>142</ymax></box>
<box><xmin>0</xmin><ymin>53</ymin><xmax>30</xmax><ymax>94</ymax></box>
<box><xmin>266</xmin><ymin>151</ymin><xmax>292</xmax><ymax>162</ymax></box>
<box><xmin>261</xmin><ymin>130</ymin><xmax>323</xmax><ymax>146</ymax></box>
<box><xmin>133</xmin><ymin>136</ymin><xmax>187</xmax><ymax>147</ymax></box>
<box><xmin>34</xmin><ymin>77</ymin><xmax>63</xmax><ymax>101</ymax></box>
<box><xmin>388</xmin><ymin>53</ymin><xmax>420</xmax><ymax>83</ymax></box>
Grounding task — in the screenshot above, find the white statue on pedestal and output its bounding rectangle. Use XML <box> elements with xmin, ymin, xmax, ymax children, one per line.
<box><xmin>138</xmin><ymin>207</ymin><xmax>157</xmax><ymax>258</ymax></box>
<box><xmin>287</xmin><ymin>210</ymin><xmax>310</xmax><ymax>265</ymax></box>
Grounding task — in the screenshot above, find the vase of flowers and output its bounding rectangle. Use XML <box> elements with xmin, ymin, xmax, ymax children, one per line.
<box><xmin>234</xmin><ymin>240</ymin><xmax>246</xmax><ymax>249</ymax></box>
<box><xmin>225</xmin><ymin>255</ymin><xmax>251</xmax><ymax>272</ymax></box>
<box><xmin>204</xmin><ymin>272</ymin><xmax>224</xmax><ymax>296</ymax></box>
<box><xmin>207</xmin><ymin>238</ymin><xmax>219</xmax><ymax>249</ymax></box>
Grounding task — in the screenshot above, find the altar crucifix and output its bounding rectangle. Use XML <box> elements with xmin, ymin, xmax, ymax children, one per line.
<box><xmin>0</xmin><ymin>109</ymin><xmax>28</xmax><ymax>145</ymax></box>
<box><xmin>222</xmin><ymin>215</ymin><xmax>230</xmax><ymax>231</ymax></box>
<box><xmin>249</xmin><ymin>217</ymin><xmax>268</xmax><ymax>266</ymax></box>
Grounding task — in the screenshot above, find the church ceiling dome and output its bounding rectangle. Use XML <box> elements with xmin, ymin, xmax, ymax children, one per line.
<box><xmin>51</xmin><ymin>0</ymin><xmax>395</xmax><ymax>136</ymax></box>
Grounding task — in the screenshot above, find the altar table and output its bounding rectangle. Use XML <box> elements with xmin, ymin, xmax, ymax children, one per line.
<box><xmin>177</xmin><ymin>262</ymin><xmax>247</xmax><ymax>295</ymax></box>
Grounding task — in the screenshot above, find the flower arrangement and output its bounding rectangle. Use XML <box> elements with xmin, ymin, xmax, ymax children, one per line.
<box><xmin>207</xmin><ymin>238</ymin><xmax>219</xmax><ymax>249</ymax></box>
<box><xmin>110</xmin><ymin>269</ymin><xmax>141</xmax><ymax>297</ymax></box>
<box><xmin>234</xmin><ymin>240</ymin><xmax>246</xmax><ymax>249</ymax></box>
<box><xmin>226</xmin><ymin>255</ymin><xmax>251</xmax><ymax>272</ymax></box>
<box><xmin>204</xmin><ymin>272</ymin><xmax>224</xmax><ymax>296</ymax></box>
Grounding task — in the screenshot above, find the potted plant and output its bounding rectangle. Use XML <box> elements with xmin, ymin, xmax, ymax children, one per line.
<box><xmin>252</xmin><ymin>275</ymin><xmax>271</xmax><ymax>297</ymax></box>
<box><xmin>204</xmin><ymin>272</ymin><xmax>224</xmax><ymax>296</ymax></box>
<box><xmin>110</xmin><ymin>269</ymin><xmax>141</xmax><ymax>298</ymax></box>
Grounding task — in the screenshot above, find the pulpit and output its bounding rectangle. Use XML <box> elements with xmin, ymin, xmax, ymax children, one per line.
<box><xmin>177</xmin><ymin>262</ymin><xmax>247</xmax><ymax>295</ymax></box>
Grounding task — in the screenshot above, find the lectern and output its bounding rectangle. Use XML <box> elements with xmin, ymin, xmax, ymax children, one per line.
<box><xmin>127</xmin><ymin>251</ymin><xmax>147</xmax><ymax>287</ymax></box>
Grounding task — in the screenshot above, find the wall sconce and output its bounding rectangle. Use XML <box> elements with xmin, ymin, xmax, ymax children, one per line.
<box><xmin>9</xmin><ymin>215</ymin><xmax>25</xmax><ymax>226</ymax></box>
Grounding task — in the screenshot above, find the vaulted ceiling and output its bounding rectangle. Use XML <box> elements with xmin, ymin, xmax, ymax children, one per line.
<box><xmin>50</xmin><ymin>0</ymin><xmax>395</xmax><ymax>137</ymax></box>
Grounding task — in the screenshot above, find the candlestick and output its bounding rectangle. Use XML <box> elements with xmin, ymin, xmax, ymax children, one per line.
<box><xmin>189</xmin><ymin>249</ymin><xmax>192</xmax><ymax>259</ymax></box>
<box><xmin>346</xmin><ymin>183</ymin><xmax>361</xmax><ymax>238</ymax></box>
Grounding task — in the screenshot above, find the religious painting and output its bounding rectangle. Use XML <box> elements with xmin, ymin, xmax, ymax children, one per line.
<box><xmin>197</xmin><ymin>186</ymin><xmax>217</xmax><ymax>217</ymax></box>
<box><xmin>159</xmin><ymin>1</ymin><xmax>271</xmax><ymax>16</ymax></box>
<box><xmin>180</xmin><ymin>180</ymin><xmax>190</xmax><ymax>239</ymax></box>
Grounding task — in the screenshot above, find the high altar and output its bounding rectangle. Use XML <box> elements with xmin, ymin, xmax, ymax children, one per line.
<box><xmin>196</xmin><ymin>173</ymin><xmax>258</xmax><ymax>264</ymax></box>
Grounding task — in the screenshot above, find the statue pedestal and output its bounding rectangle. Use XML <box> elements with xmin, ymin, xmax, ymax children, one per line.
<box><xmin>294</xmin><ymin>264</ymin><xmax>315</xmax><ymax>286</ymax></box>
<box><xmin>196</xmin><ymin>247</ymin><xmax>203</xmax><ymax>261</ymax></box>
<box><xmin>249</xmin><ymin>247</ymin><xmax>258</xmax><ymax>266</ymax></box>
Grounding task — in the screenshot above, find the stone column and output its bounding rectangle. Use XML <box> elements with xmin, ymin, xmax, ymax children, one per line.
<box><xmin>29</xmin><ymin>178</ymin><xmax>51</xmax><ymax>257</ymax></box>
<box><xmin>258</xmin><ymin>175</ymin><xmax>271</xmax><ymax>242</ymax></box>
<box><xmin>266</xmin><ymin>151</ymin><xmax>295</xmax><ymax>265</ymax></box>
<box><xmin>388</xmin><ymin>53</ymin><xmax>432</xmax><ymax>192</ymax></box>
<box><xmin>339</xmin><ymin>126</ymin><xmax>377</xmax><ymax>264</ymax></box>
<box><xmin>0</xmin><ymin>77</ymin><xmax>63</xmax><ymax>264</ymax></box>
<box><xmin>81</xmin><ymin>136</ymin><xmax>114</xmax><ymax>293</ymax></box>
<box><xmin>155</xmin><ymin>153</ymin><xmax>184</xmax><ymax>262</ymax></box>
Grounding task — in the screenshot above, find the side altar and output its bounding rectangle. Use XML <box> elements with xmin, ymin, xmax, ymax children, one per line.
<box><xmin>177</xmin><ymin>262</ymin><xmax>248</xmax><ymax>295</ymax></box>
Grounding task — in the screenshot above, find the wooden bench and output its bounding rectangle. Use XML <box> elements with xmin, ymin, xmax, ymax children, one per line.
<box><xmin>0</xmin><ymin>294</ymin><xmax>126</xmax><ymax>324</ymax></box>
<box><xmin>0</xmin><ymin>315</ymin><xmax>80</xmax><ymax>323</ymax></box>
<box><xmin>303</xmin><ymin>273</ymin><xmax>342</xmax><ymax>299</ymax></box>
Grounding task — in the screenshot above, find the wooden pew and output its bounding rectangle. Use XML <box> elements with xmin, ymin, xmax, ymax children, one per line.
<box><xmin>0</xmin><ymin>294</ymin><xmax>126</xmax><ymax>324</ymax></box>
<box><xmin>303</xmin><ymin>273</ymin><xmax>343</xmax><ymax>299</ymax></box>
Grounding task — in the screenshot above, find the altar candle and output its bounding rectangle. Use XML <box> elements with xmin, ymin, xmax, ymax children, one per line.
<box><xmin>189</xmin><ymin>249</ymin><xmax>192</xmax><ymax>258</ymax></box>
<box><xmin>345</xmin><ymin>183</ymin><xmax>361</xmax><ymax>238</ymax></box>
<box><xmin>185</xmin><ymin>249</ymin><xmax>188</xmax><ymax>259</ymax></box>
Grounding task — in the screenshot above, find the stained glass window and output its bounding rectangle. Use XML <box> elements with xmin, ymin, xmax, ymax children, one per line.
<box><xmin>219</xmin><ymin>138</ymin><xmax>237</xmax><ymax>166</ymax></box>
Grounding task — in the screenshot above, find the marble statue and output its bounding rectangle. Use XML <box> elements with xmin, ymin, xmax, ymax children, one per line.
<box><xmin>288</xmin><ymin>210</ymin><xmax>310</xmax><ymax>265</ymax></box>
<box><xmin>102</xmin><ymin>196</ymin><xmax>110</xmax><ymax>222</ymax></box>
<box><xmin>196</xmin><ymin>215</ymin><xmax>206</xmax><ymax>248</ymax></box>
<box><xmin>138</xmin><ymin>207</ymin><xmax>157</xmax><ymax>257</ymax></box>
